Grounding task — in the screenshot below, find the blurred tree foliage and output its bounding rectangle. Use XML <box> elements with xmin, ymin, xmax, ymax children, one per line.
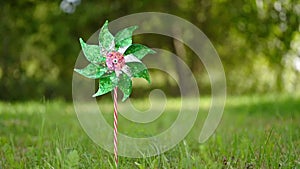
<box><xmin>0</xmin><ymin>0</ymin><xmax>299</xmax><ymax>100</ymax></box>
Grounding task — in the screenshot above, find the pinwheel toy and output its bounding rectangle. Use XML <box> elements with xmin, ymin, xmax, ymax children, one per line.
<box><xmin>74</xmin><ymin>20</ymin><xmax>155</xmax><ymax>167</ymax></box>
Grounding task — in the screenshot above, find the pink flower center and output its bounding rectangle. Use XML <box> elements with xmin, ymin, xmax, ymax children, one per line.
<box><xmin>106</xmin><ymin>52</ymin><xmax>125</xmax><ymax>71</ymax></box>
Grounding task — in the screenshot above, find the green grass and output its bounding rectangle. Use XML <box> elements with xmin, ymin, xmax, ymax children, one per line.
<box><xmin>0</xmin><ymin>94</ymin><xmax>299</xmax><ymax>168</ymax></box>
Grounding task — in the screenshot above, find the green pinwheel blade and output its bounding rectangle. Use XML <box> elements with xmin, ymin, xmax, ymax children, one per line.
<box><xmin>126</xmin><ymin>62</ymin><xmax>151</xmax><ymax>83</ymax></box>
<box><xmin>74</xmin><ymin>63</ymin><xmax>107</xmax><ymax>79</ymax></box>
<box><xmin>99</xmin><ymin>20</ymin><xmax>114</xmax><ymax>52</ymax></box>
<box><xmin>93</xmin><ymin>72</ymin><xmax>118</xmax><ymax>97</ymax></box>
<box><xmin>118</xmin><ymin>73</ymin><xmax>132</xmax><ymax>102</ymax></box>
<box><xmin>124</xmin><ymin>44</ymin><xmax>156</xmax><ymax>60</ymax></box>
<box><xmin>115</xmin><ymin>26</ymin><xmax>138</xmax><ymax>50</ymax></box>
<box><xmin>79</xmin><ymin>38</ymin><xmax>106</xmax><ymax>64</ymax></box>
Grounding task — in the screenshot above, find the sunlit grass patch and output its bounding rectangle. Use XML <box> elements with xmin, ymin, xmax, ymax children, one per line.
<box><xmin>0</xmin><ymin>94</ymin><xmax>299</xmax><ymax>168</ymax></box>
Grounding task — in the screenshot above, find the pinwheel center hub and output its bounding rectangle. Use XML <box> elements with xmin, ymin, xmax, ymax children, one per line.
<box><xmin>106</xmin><ymin>51</ymin><xmax>125</xmax><ymax>71</ymax></box>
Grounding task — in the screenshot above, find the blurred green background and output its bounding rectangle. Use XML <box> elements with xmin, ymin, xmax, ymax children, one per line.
<box><xmin>1</xmin><ymin>0</ymin><xmax>300</xmax><ymax>101</ymax></box>
<box><xmin>1</xmin><ymin>1</ymin><xmax>300</xmax><ymax>168</ymax></box>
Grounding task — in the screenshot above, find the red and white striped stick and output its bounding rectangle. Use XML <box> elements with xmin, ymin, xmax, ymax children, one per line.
<box><xmin>113</xmin><ymin>87</ymin><xmax>118</xmax><ymax>168</ymax></box>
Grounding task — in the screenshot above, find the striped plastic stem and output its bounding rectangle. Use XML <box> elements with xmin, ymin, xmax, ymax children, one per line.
<box><xmin>113</xmin><ymin>87</ymin><xmax>118</xmax><ymax>168</ymax></box>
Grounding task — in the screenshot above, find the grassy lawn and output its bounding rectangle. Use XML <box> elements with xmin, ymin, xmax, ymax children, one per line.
<box><xmin>0</xmin><ymin>94</ymin><xmax>299</xmax><ymax>168</ymax></box>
